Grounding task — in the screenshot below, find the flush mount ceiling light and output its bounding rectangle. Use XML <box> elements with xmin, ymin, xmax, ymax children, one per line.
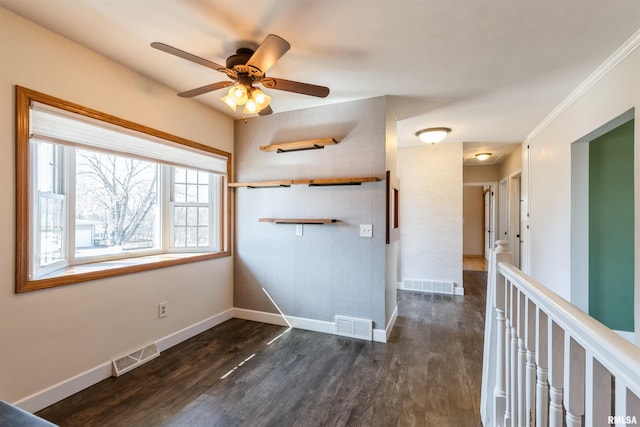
<box><xmin>475</xmin><ymin>153</ymin><xmax>492</xmax><ymax>161</ymax></box>
<box><xmin>415</xmin><ymin>127</ymin><xmax>452</xmax><ymax>144</ymax></box>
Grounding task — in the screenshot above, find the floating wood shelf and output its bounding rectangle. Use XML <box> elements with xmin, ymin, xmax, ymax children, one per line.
<box><xmin>259</xmin><ymin>218</ymin><xmax>337</xmax><ymax>224</ymax></box>
<box><xmin>259</xmin><ymin>137</ymin><xmax>338</xmax><ymax>153</ymax></box>
<box><xmin>229</xmin><ymin>176</ymin><xmax>380</xmax><ymax>188</ymax></box>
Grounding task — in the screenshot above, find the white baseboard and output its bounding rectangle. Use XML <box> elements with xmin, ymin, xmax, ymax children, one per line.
<box><xmin>13</xmin><ymin>362</ymin><xmax>113</xmax><ymax>413</ymax></box>
<box><xmin>373</xmin><ymin>305</ymin><xmax>398</xmax><ymax>343</ymax></box>
<box><xmin>232</xmin><ymin>307</ymin><xmax>289</xmax><ymax>326</ymax></box>
<box><xmin>14</xmin><ymin>308</ymin><xmax>234</xmax><ymax>413</ymax></box>
<box><xmin>234</xmin><ymin>307</ymin><xmax>388</xmax><ymax>343</ymax></box>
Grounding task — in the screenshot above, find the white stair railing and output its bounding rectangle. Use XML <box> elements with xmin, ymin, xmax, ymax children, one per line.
<box><xmin>481</xmin><ymin>241</ymin><xmax>640</xmax><ymax>426</ymax></box>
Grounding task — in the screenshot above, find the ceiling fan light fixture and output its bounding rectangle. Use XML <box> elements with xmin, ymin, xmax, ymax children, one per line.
<box><xmin>252</xmin><ymin>88</ymin><xmax>270</xmax><ymax>108</ymax></box>
<box><xmin>228</xmin><ymin>84</ymin><xmax>248</xmax><ymax>104</ymax></box>
<box><xmin>243</xmin><ymin>98</ymin><xmax>258</xmax><ymax>114</ymax></box>
<box><xmin>415</xmin><ymin>127</ymin><xmax>452</xmax><ymax>144</ymax></box>
<box><xmin>475</xmin><ymin>153</ymin><xmax>492</xmax><ymax>161</ymax></box>
<box><xmin>220</xmin><ymin>94</ymin><xmax>238</xmax><ymax>111</ymax></box>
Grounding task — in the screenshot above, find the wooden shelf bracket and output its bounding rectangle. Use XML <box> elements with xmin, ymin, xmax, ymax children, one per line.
<box><xmin>260</xmin><ymin>138</ymin><xmax>338</xmax><ymax>153</ymax></box>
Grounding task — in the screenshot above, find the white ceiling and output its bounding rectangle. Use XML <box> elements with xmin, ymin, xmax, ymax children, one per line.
<box><xmin>2</xmin><ymin>0</ymin><xmax>639</xmax><ymax>161</ymax></box>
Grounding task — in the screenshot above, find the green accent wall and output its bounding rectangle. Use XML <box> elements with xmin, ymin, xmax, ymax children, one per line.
<box><xmin>589</xmin><ymin>119</ymin><xmax>634</xmax><ymax>332</ymax></box>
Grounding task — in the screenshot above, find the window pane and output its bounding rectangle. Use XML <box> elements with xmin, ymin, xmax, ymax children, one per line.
<box><xmin>35</xmin><ymin>141</ymin><xmax>60</xmax><ymax>194</ymax></box>
<box><xmin>198</xmin><ymin>227</ymin><xmax>209</xmax><ymax>246</ymax></box>
<box><xmin>74</xmin><ymin>150</ymin><xmax>159</xmax><ymax>258</ymax></box>
<box><xmin>186</xmin><ymin>227</ymin><xmax>198</xmax><ymax>246</ymax></box>
<box><xmin>175</xmin><ymin>206</ymin><xmax>186</xmax><ymax>226</ymax></box>
<box><xmin>174</xmin><ymin>167</ymin><xmax>186</xmax><ymax>184</ymax></box>
<box><xmin>186</xmin><ymin>184</ymin><xmax>198</xmax><ymax>203</ymax></box>
<box><xmin>198</xmin><ymin>184</ymin><xmax>209</xmax><ymax>203</ymax></box>
<box><xmin>39</xmin><ymin>194</ymin><xmax>64</xmax><ymax>266</ymax></box>
<box><xmin>174</xmin><ymin>227</ymin><xmax>186</xmax><ymax>247</ymax></box>
<box><xmin>198</xmin><ymin>207</ymin><xmax>209</xmax><ymax>226</ymax></box>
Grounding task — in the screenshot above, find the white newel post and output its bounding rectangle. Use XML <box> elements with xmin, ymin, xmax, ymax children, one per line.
<box><xmin>492</xmin><ymin>240</ymin><xmax>511</xmax><ymax>425</ymax></box>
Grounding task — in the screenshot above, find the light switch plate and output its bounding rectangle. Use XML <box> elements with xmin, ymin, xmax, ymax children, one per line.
<box><xmin>295</xmin><ymin>224</ymin><xmax>303</xmax><ymax>236</ymax></box>
<box><xmin>359</xmin><ymin>224</ymin><xmax>373</xmax><ymax>238</ymax></box>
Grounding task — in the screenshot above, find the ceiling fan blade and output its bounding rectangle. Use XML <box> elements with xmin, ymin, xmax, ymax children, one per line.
<box><xmin>246</xmin><ymin>34</ymin><xmax>291</xmax><ymax>75</ymax></box>
<box><xmin>151</xmin><ymin>42</ymin><xmax>230</xmax><ymax>74</ymax></box>
<box><xmin>262</xmin><ymin>78</ymin><xmax>330</xmax><ymax>98</ymax></box>
<box><xmin>258</xmin><ymin>105</ymin><xmax>273</xmax><ymax>116</ymax></box>
<box><xmin>178</xmin><ymin>81</ymin><xmax>235</xmax><ymax>98</ymax></box>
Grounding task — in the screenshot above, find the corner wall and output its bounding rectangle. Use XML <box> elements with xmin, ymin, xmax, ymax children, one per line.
<box><xmin>233</xmin><ymin>97</ymin><xmax>389</xmax><ymax>332</ymax></box>
<box><xmin>0</xmin><ymin>7</ymin><xmax>234</xmax><ymax>406</ymax></box>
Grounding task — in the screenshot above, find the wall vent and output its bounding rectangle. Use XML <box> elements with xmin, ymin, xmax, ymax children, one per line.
<box><xmin>112</xmin><ymin>343</ymin><xmax>160</xmax><ymax>377</ymax></box>
<box><xmin>334</xmin><ymin>315</ymin><xmax>373</xmax><ymax>341</ymax></box>
<box><xmin>400</xmin><ymin>278</ymin><xmax>462</xmax><ymax>295</ymax></box>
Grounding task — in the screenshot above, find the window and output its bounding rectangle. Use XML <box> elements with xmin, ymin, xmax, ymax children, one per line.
<box><xmin>16</xmin><ymin>86</ymin><xmax>231</xmax><ymax>292</ymax></box>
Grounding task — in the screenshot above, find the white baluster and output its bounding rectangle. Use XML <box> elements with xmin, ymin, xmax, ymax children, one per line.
<box><xmin>504</xmin><ymin>282</ymin><xmax>512</xmax><ymax>427</ymax></box>
<box><xmin>548</xmin><ymin>321</ymin><xmax>564</xmax><ymax>427</ymax></box>
<box><xmin>525</xmin><ymin>297</ymin><xmax>537</xmax><ymax>426</ymax></box>
<box><xmin>510</xmin><ymin>285</ymin><xmax>519</xmax><ymax>424</ymax></box>
<box><xmin>564</xmin><ymin>336</ymin><xmax>585</xmax><ymax>427</ymax></box>
<box><xmin>535</xmin><ymin>310</ymin><xmax>548</xmax><ymax>427</ymax></box>
<box><xmin>585</xmin><ymin>354</ymin><xmax>611</xmax><ymax>426</ymax></box>
<box><xmin>517</xmin><ymin>291</ymin><xmax>526</xmax><ymax>427</ymax></box>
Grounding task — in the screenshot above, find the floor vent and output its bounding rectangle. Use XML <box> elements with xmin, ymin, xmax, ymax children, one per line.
<box><xmin>335</xmin><ymin>315</ymin><xmax>373</xmax><ymax>341</ymax></box>
<box><xmin>112</xmin><ymin>343</ymin><xmax>160</xmax><ymax>377</ymax></box>
<box><xmin>400</xmin><ymin>278</ymin><xmax>462</xmax><ymax>295</ymax></box>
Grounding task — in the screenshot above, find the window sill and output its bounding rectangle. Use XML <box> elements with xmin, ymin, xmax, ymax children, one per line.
<box><xmin>16</xmin><ymin>251</ymin><xmax>230</xmax><ymax>293</ymax></box>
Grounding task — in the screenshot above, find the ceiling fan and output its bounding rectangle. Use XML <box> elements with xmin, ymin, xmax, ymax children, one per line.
<box><xmin>151</xmin><ymin>34</ymin><xmax>330</xmax><ymax>116</ymax></box>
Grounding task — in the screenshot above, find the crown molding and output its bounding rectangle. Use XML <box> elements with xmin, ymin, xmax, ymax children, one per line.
<box><xmin>526</xmin><ymin>28</ymin><xmax>640</xmax><ymax>141</ymax></box>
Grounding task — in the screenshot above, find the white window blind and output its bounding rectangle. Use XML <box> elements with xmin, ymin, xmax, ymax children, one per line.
<box><xmin>30</xmin><ymin>102</ymin><xmax>228</xmax><ymax>175</ymax></box>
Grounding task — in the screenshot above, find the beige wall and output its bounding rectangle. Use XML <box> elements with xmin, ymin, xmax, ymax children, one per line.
<box><xmin>464</xmin><ymin>164</ymin><xmax>500</xmax><ymax>183</ymax></box>
<box><xmin>500</xmin><ymin>145</ymin><xmax>523</xmax><ymax>180</ymax></box>
<box><xmin>463</xmin><ymin>186</ymin><xmax>484</xmax><ymax>256</ymax></box>
<box><xmin>0</xmin><ymin>7</ymin><xmax>234</xmax><ymax>405</ymax></box>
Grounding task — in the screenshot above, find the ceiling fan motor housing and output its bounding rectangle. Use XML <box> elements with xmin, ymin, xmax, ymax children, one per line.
<box><xmin>226</xmin><ymin>48</ymin><xmax>255</xmax><ymax>69</ymax></box>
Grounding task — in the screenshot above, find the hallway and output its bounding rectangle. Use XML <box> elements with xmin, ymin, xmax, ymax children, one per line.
<box><xmin>37</xmin><ymin>271</ymin><xmax>487</xmax><ymax>427</ymax></box>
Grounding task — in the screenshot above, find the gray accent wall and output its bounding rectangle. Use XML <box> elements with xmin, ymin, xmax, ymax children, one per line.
<box><xmin>233</xmin><ymin>97</ymin><xmax>391</xmax><ymax>330</ymax></box>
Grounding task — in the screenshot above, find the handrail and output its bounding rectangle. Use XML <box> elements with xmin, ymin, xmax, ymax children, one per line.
<box><xmin>481</xmin><ymin>240</ymin><xmax>640</xmax><ymax>427</ymax></box>
<box><xmin>498</xmin><ymin>262</ymin><xmax>640</xmax><ymax>398</ymax></box>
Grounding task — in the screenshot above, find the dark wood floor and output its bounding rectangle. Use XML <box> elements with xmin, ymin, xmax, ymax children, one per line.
<box><xmin>37</xmin><ymin>271</ymin><xmax>487</xmax><ymax>427</ymax></box>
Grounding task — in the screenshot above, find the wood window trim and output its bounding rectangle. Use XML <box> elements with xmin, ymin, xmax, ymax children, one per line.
<box><xmin>15</xmin><ymin>86</ymin><xmax>233</xmax><ymax>293</ymax></box>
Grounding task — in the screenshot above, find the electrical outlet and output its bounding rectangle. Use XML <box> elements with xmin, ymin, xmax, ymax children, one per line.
<box><xmin>360</xmin><ymin>224</ymin><xmax>373</xmax><ymax>238</ymax></box>
<box><xmin>158</xmin><ymin>302</ymin><xmax>168</xmax><ymax>318</ymax></box>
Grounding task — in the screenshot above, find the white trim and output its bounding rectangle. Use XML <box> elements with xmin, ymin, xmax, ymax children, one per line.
<box><xmin>232</xmin><ymin>307</ymin><xmax>289</xmax><ymax>326</ymax></box>
<box><xmin>234</xmin><ymin>307</ymin><xmax>389</xmax><ymax>343</ymax></box>
<box><xmin>526</xmin><ymin>28</ymin><xmax>640</xmax><ymax>141</ymax></box>
<box><xmin>14</xmin><ymin>308</ymin><xmax>234</xmax><ymax>413</ymax></box>
<box><xmin>374</xmin><ymin>305</ymin><xmax>398</xmax><ymax>343</ymax></box>
<box><xmin>13</xmin><ymin>362</ymin><xmax>113</xmax><ymax>413</ymax></box>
